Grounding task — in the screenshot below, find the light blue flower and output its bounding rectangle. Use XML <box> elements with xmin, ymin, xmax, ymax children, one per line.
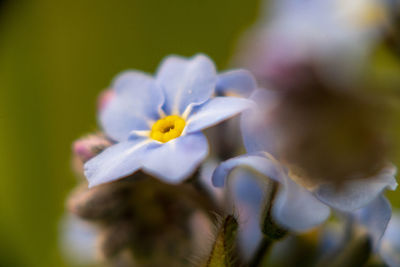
<box><xmin>321</xmin><ymin>203</ymin><xmax>400</xmax><ymax>266</ymax></box>
<box><xmin>84</xmin><ymin>54</ymin><xmax>254</xmax><ymax>187</ymax></box>
<box><xmin>200</xmin><ymin>159</ymin><xmax>265</xmax><ymax>260</ymax></box>
<box><xmin>59</xmin><ymin>213</ymin><xmax>99</xmax><ymax>265</ymax></box>
<box><xmin>213</xmin><ymin>89</ymin><xmax>397</xmax><ymax>232</ymax></box>
<box><xmin>379</xmin><ymin>211</ymin><xmax>400</xmax><ymax>267</ymax></box>
<box><xmin>215</xmin><ymin>69</ymin><xmax>257</xmax><ymax>97</ymax></box>
<box><xmin>354</xmin><ymin>194</ymin><xmax>393</xmax><ymax>250</ymax></box>
<box><xmin>228</xmin><ymin>168</ymin><xmax>266</xmax><ymax>260</ymax></box>
<box><xmin>237</xmin><ymin>0</ymin><xmax>395</xmax><ymax>85</ymax></box>
<box><xmin>275</xmin><ymin>0</ymin><xmax>393</xmax><ymax>55</ymax></box>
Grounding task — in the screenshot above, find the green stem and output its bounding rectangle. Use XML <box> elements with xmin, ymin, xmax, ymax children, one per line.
<box><xmin>249</xmin><ymin>237</ymin><xmax>273</xmax><ymax>267</ymax></box>
<box><xmin>260</xmin><ymin>180</ymin><xmax>287</xmax><ymax>239</ymax></box>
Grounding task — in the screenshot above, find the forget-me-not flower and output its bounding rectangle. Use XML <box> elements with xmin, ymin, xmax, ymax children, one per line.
<box><xmin>235</xmin><ymin>0</ymin><xmax>395</xmax><ymax>87</ymax></box>
<box><xmin>316</xmin><ymin>201</ymin><xmax>400</xmax><ymax>264</ymax></box>
<box><xmin>212</xmin><ymin>89</ymin><xmax>397</xmax><ymax>234</ymax></box>
<box><xmin>84</xmin><ymin>54</ymin><xmax>254</xmax><ymax>187</ymax></box>
<box><xmin>379</xmin><ymin>211</ymin><xmax>400</xmax><ymax>267</ymax></box>
<box><xmin>60</xmin><ymin>213</ymin><xmax>99</xmax><ymax>265</ymax></box>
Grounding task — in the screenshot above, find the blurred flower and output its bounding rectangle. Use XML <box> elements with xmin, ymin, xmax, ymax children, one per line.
<box><xmin>311</xmin><ymin>202</ymin><xmax>399</xmax><ymax>266</ymax></box>
<box><xmin>235</xmin><ymin>0</ymin><xmax>396</xmax><ymax>86</ymax></box>
<box><xmin>354</xmin><ymin>195</ymin><xmax>393</xmax><ymax>250</ymax></box>
<box><xmin>215</xmin><ymin>69</ymin><xmax>257</xmax><ymax>97</ymax></box>
<box><xmin>213</xmin><ymin>150</ymin><xmax>396</xmax><ymax>233</ymax></box>
<box><xmin>199</xmin><ymin>68</ymin><xmax>262</xmax><ymax>259</ymax></box>
<box><xmin>59</xmin><ymin>213</ymin><xmax>99</xmax><ymax>266</ymax></box>
<box><xmin>380</xmin><ymin>210</ymin><xmax>400</xmax><ymax>267</ymax></box>
<box><xmin>270</xmin><ymin>0</ymin><xmax>393</xmax><ymax>48</ymax></box>
<box><xmin>231</xmin><ymin>0</ymin><xmax>396</xmax><ymax>186</ymax></box>
<box><xmin>212</xmin><ymin>89</ymin><xmax>397</xmax><ymax>232</ymax></box>
<box><xmin>199</xmin><ymin>159</ymin><xmax>266</xmax><ymax>261</ymax></box>
<box><xmin>242</xmin><ymin>77</ymin><xmax>391</xmax><ymax>185</ymax></box>
<box><xmin>227</xmin><ymin>168</ymin><xmax>265</xmax><ymax>261</ymax></box>
<box><xmin>84</xmin><ymin>54</ymin><xmax>254</xmax><ymax>187</ymax></box>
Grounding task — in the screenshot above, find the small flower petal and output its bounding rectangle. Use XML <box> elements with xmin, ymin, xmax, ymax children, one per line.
<box><xmin>185</xmin><ymin>97</ymin><xmax>254</xmax><ymax>134</ymax></box>
<box><xmin>84</xmin><ymin>139</ymin><xmax>155</xmax><ymax>187</ymax></box>
<box><xmin>100</xmin><ymin>71</ymin><xmax>164</xmax><ymax>141</ymax></box>
<box><xmin>199</xmin><ymin>159</ymin><xmax>224</xmax><ymax>203</ymax></box>
<box><xmin>212</xmin><ymin>153</ymin><xmax>284</xmax><ymax>188</ymax></box>
<box><xmin>380</xmin><ymin>212</ymin><xmax>400</xmax><ymax>267</ymax></box>
<box><xmin>272</xmin><ymin>175</ymin><xmax>330</xmax><ymax>231</ymax></box>
<box><xmin>60</xmin><ymin>213</ymin><xmax>98</xmax><ymax>265</ymax></box>
<box><xmin>216</xmin><ymin>69</ymin><xmax>257</xmax><ymax>97</ymax></box>
<box><xmin>155</xmin><ymin>54</ymin><xmax>217</xmax><ymax>115</ymax></box>
<box><xmin>315</xmin><ymin>164</ymin><xmax>397</xmax><ymax>212</ymax></box>
<box><xmin>141</xmin><ymin>132</ymin><xmax>209</xmax><ymax>183</ymax></box>
<box><xmin>355</xmin><ymin>195</ymin><xmax>392</xmax><ymax>250</ymax></box>
<box><xmin>240</xmin><ymin>89</ymin><xmax>279</xmax><ymax>154</ymax></box>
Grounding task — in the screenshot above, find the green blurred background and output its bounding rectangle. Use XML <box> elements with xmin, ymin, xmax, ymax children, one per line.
<box><xmin>0</xmin><ymin>0</ymin><xmax>259</xmax><ymax>266</ymax></box>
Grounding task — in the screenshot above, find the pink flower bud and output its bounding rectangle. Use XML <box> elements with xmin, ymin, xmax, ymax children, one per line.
<box><xmin>73</xmin><ymin>134</ymin><xmax>112</xmax><ymax>163</ymax></box>
<box><xmin>97</xmin><ymin>89</ymin><xmax>115</xmax><ymax>112</ymax></box>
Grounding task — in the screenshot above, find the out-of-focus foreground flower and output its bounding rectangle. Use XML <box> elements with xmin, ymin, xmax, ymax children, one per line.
<box><xmin>380</xmin><ymin>211</ymin><xmax>400</xmax><ymax>266</ymax></box>
<box><xmin>233</xmin><ymin>0</ymin><xmax>400</xmax><ymax>187</ymax></box>
<box><xmin>212</xmin><ymin>87</ymin><xmax>397</xmax><ymax>256</ymax></box>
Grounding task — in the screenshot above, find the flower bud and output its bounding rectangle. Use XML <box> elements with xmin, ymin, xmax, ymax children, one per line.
<box><xmin>72</xmin><ymin>133</ymin><xmax>112</xmax><ymax>164</ymax></box>
<box><xmin>97</xmin><ymin>89</ymin><xmax>115</xmax><ymax>112</ymax></box>
<box><xmin>66</xmin><ymin>173</ymin><xmax>218</xmax><ymax>266</ymax></box>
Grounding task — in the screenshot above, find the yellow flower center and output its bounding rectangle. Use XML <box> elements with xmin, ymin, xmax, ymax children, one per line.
<box><xmin>150</xmin><ymin>115</ymin><xmax>186</xmax><ymax>143</ymax></box>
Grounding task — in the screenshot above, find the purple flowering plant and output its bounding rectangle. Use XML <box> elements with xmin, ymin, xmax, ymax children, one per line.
<box><xmin>64</xmin><ymin>0</ymin><xmax>400</xmax><ymax>266</ymax></box>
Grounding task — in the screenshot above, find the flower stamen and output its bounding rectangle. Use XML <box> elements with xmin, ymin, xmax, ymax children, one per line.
<box><xmin>150</xmin><ymin>115</ymin><xmax>186</xmax><ymax>143</ymax></box>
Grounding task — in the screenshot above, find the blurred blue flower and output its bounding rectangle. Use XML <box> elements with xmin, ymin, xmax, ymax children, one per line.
<box><xmin>215</xmin><ymin>69</ymin><xmax>257</xmax><ymax>97</ymax></box>
<box><xmin>213</xmin><ymin>89</ymin><xmax>397</xmax><ymax>232</ymax></box>
<box><xmin>266</xmin><ymin>0</ymin><xmax>390</xmax><ymax>50</ymax></box>
<box><xmin>200</xmin><ymin>159</ymin><xmax>265</xmax><ymax>260</ymax></box>
<box><xmin>59</xmin><ymin>213</ymin><xmax>99</xmax><ymax>265</ymax></box>
<box><xmin>354</xmin><ymin>194</ymin><xmax>393</xmax><ymax>250</ymax></box>
<box><xmin>228</xmin><ymin>168</ymin><xmax>265</xmax><ymax>260</ymax></box>
<box><xmin>84</xmin><ymin>54</ymin><xmax>254</xmax><ymax>187</ymax></box>
<box><xmin>235</xmin><ymin>0</ymin><xmax>396</xmax><ymax>86</ymax></box>
<box><xmin>379</xmin><ymin>211</ymin><xmax>400</xmax><ymax>267</ymax></box>
<box><xmin>342</xmin><ymin>206</ymin><xmax>400</xmax><ymax>265</ymax></box>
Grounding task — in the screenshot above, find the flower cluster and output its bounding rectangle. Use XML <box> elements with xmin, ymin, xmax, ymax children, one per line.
<box><xmin>63</xmin><ymin>0</ymin><xmax>400</xmax><ymax>266</ymax></box>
